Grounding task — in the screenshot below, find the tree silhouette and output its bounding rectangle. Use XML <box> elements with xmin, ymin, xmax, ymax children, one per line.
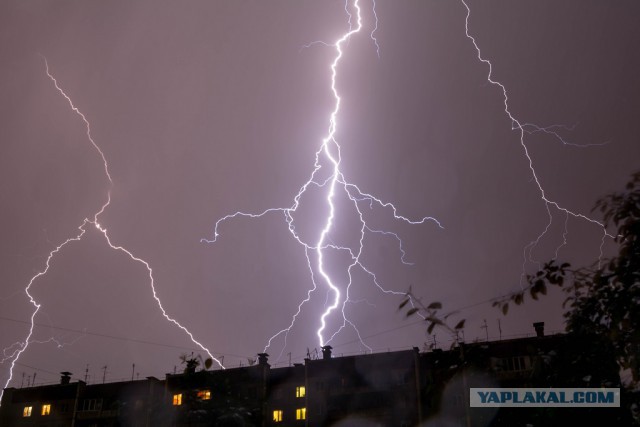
<box><xmin>493</xmin><ymin>171</ymin><xmax>640</xmax><ymax>386</ymax></box>
<box><xmin>179</xmin><ymin>353</ymin><xmax>213</xmax><ymax>374</ymax></box>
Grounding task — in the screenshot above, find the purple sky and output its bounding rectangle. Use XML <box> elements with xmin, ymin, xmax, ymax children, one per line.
<box><xmin>1</xmin><ymin>0</ymin><xmax>639</xmax><ymax>388</ymax></box>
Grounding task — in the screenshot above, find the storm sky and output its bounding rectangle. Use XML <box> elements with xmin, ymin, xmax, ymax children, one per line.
<box><xmin>1</xmin><ymin>0</ymin><xmax>639</xmax><ymax>388</ymax></box>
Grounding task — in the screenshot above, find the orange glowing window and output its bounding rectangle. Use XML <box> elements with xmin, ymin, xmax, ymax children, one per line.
<box><xmin>41</xmin><ymin>404</ymin><xmax>51</xmax><ymax>416</ymax></box>
<box><xmin>197</xmin><ymin>390</ymin><xmax>211</xmax><ymax>400</ymax></box>
<box><xmin>172</xmin><ymin>393</ymin><xmax>182</xmax><ymax>406</ymax></box>
<box><xmin>273</xmin><ymin>409</ymin><xmax>283</xmax><ymax>422</ymax></box>
<box><xmin>296</xmin><ymin>386</ymin><xmax>305</xmax><ymax>398</ymax></box>
<box><xmin>23</xmin><ymin>406</ymin><xmax>32</xmax><ymax>417</ymax></box>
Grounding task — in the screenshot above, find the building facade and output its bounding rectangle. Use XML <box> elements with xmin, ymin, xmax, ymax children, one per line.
<box><xmin>0</xmin><ymin>324</ymin><xmax>627</xmax><ymax>426</ymax></box>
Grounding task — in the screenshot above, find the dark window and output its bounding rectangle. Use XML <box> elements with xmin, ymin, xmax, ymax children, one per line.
<box><xmin>81</xmin><ymin>399</ymin><xmax>102</xmax><ymax>412</ymax></box>
<box><xmin>247</xmin><ymin>386</ymin><xmax>257</xmax><ymax>399</ymax></box>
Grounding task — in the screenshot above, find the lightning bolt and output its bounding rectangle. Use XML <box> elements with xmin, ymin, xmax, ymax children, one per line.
<box><xmin>460</xmin><ymin>0</ymin><xmax>613</xmax><ymax>282</ymax></box>
<box><xmin>203</xmin><ymin>0</ymin><xmax>442</xmax><ymax>361</ymax></box>
<box><xmin>3</xmin><ymin>1</ymin><xmax>616</xmax><ymax>392</ymax></box>
<box><xmin>1</xmin><ymin>57</ymin><xmax>223</xmax><ymax>400</ymax></box>
<box><xmin>206</xmin><ymin>0</ymin><xmax>618</xmax><ymax>363</ymax></box>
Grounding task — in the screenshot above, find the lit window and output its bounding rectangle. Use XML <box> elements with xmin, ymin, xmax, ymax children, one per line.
<box><xmin>296</xmin><ymin>386</ymin><xmax>306</xmax><ymax>398</ymax></box>
<box><xmin>273</xmin><ymin>410</ymin><xmax>283</xmax><ymax>422</ymax></box>
<box><xmin>296</xmin><ymin>407</ymin><xmax>306</xmax><ymax>420</ymax></box>
<box><xmin>197</xmin><ymin>390</ymin><xmax>211</xmax><ymax>400</ymax></box>
<box><xmin>41</xmin><ymin>404</ymin><xmax>51</xmax><ymax>416</ymax></box>
<box><xmin>173</xmin><ymin>393</ymin><xmax>182</xmax><ymax>406</ymax></box>
<box><xmin>23</xmin><ymin>406</ymin><xmax>32</xmax><ymax>417</ymax></box>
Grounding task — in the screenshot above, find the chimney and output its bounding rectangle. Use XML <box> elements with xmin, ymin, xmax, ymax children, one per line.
<box><xmin>533</xmin><ymin>322</ymin><xmax>545</xmax><ymax>337</ymax></box>
<box><xmin>257</xmin><ymin>353</ymin><xmax>269</xmax><ymax>366</ymax></box>
<box><xmin>321</xmin><ymin>345</ymin><xmax>332</xmax><ymax>360</ymax></box>
<box><xmin>60</xmin><ymin>372</ymin><xmax>72</xmax><ymax>385</ymax></box>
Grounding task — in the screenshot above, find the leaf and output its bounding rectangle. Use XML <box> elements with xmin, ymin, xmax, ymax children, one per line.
<box><xmin>406</xmin><ymin>307</ymin><xmax>419</xmax><ymax>317</ymax></box>
<box><xmin>443</xmin><ymin>310</ymin><xmax>460</xmax><ymax>320</ymax></box>
<box><xmin>502</xmin><ymin>303</ymin><xmax>509</xmax><ymax>315</ymax></box>
<box><xmin>398</xmin><ymin>298</ymin><xmax>410</xmax><ymax>310</ymax></box>
<box><xmin>514</xmin><ymin>293</ymin><xmax>524</xmax><ymax>305</ymax></box>
<box><xmin>454</xmin><ymin>319</ymin><xmax>466</xmax><ymax>330</ymax></box>
<box><xmin>204</xmin><ymin>358</ymin><xmax>213</xmax><ymax>370</ymax></box>
<box><xmin>427</xmin><ymin>322</ymin><xmax>436</xmax><ymax>334</ymax></box>
<box><xmin>427</xmin><ymin>302</ymin><xmax>442</xmax><ymax>310</ymax></box>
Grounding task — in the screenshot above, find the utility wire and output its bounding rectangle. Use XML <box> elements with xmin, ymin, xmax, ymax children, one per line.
<box><xmin>0</xmin><ymin>315</ymin><xmax>250</xmax><ymax>360</ymax></box>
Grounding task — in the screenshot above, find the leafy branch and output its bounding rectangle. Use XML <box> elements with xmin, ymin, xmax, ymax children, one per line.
<box><xmin>398</xmin><ymin>287</ymin><xmax>465</xmax><ymax>346</ymax></box>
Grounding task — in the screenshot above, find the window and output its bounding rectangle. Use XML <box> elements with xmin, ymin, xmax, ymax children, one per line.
<box><xmin>23</xmin><ymin>406</ymin><xmax>32</xmax><ymax>417</ymax></box>
<box><xmin>197</xmin><ymin>390</ymin><xmax>211</xmax><ymax>400</ymax></box>
<box><xmin>41</xmin><ymin>404</ymin><xmax>51</xmax><ymax>416</ymax></box>
<box><xmin>273</xmin><ymin>410</ymin><xmax>283</xmax><ymax>422</ymax></box>
<box><xmin>296</xmin><ymin>386</ymin><xmax>305</xmax><ymax>398</ymax></box>
<box><xmin>296</xmin><ymin>407</ymin><xmax>306</xmax><ymax>420</ymax></box>
<box><xmin>248</xmin><ymin>386</ymin><xmax>257</xmax><ymax>399</ymax></box>
<box><xmin>453</xmin><ymin>394</ymin><xmax>464</xmax><ymax>407</ymax></box>
<box><xmin>81</xmin><ymin>399</ymin><xmax>102</xmax><ymax>412</ymax></box>
<box><xmin>173</xmin><ymin>393</ymin><xmax>182</xmax><ymax>406</ymax></box>
<box><xmin>499</xmin><ymin>356</ymin><xmax>530</xmax><ymax>372</ymax></box>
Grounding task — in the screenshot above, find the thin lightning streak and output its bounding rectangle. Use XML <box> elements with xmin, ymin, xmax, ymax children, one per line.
<box><xmin>0</xmin><ymin>225</ymin><xmax>85</xmax><ymax>401</ymax></box>
<box><xmin>520</xmin><ymin>122</ymin><xmax>610</xmax><ymax>148</ymax></box>
<box><xmin>203</xmin><ymin>0</ymin><xmax>442</xmax><ymax>361</ymax></box>
<box><xmin>41</xmin><ymin>57</ymin><xmax>223</xmax><ymax>368</ymax></box>
<box><xmin>370</xmin><ymin>0</ymin><xmax>381</xmax><ymax>57</ymax></box>
<box><xmin>553</xmin><ymin>211</ymin><xmax>570</xmax><ymax>261</ymax></box>
<box><xmin>1</xmin><ymin>58</ymin><xmax>224</xmax><ymax>399</ymax></box>
<box><xmin>460</xmin><ymin>1</ymin><xmax>613</xmax><ymax>285</ymax></box>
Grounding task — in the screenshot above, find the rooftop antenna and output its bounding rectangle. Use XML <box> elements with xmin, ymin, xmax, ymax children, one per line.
<box><xmin>20</xmin><ymin>372</ymin><xmax>25</xmax><ymax>388</ymax></box>
<box><xmin>131</xmin><ymin>363</ymin><xmax>135</xmax><ymax>381</ymax></box>
<box><xmin>288</xmin><ymin>352</ymin><xmax>291</xmax><ymax>367</ymax></box>
<box><xmin>84</xmin><ymin>364</ymin><xmax>89</xmax><ymax>382</ymax></box>
<box><xmin>32</xmin><ymin>372</ymin><xmax>36</xmax><ymax>386</ymax></box>
<box><xmin>497</xmin><ymin>319</ymin><xmax>502</xmax><ymax>340</ymax></box>
<box><xmin>102</xmin><ymin>366</ymin><xmax>107</xmax><ymax>384</ymax></box>
<box><xmin>481</xmin><ymin>319</ymin><xmax>489</xmax><ymax>341</ymax></box>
